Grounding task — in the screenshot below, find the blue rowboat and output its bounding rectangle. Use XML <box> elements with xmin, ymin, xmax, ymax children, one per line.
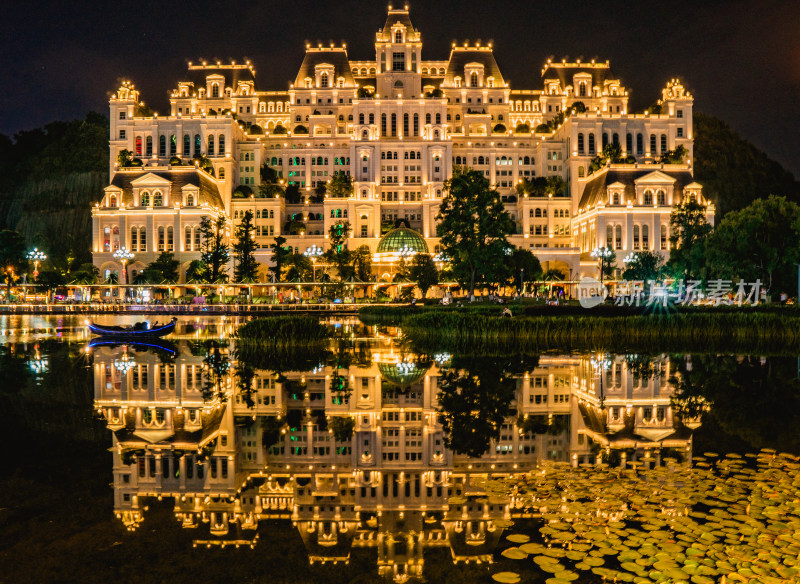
<box><xmin>88</xmin><ymin>317</ymin><xmax>177</xmax><ymax>338</ymax></box>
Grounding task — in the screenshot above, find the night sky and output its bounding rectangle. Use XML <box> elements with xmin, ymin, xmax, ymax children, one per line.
<box><xmin>3</xmin><ymin>0</ymin><xmax>799</xmax><ymax>175</ymax></box>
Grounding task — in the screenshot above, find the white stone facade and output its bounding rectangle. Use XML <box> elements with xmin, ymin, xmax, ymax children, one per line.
<box><xmin>92</xmin><ymin>6</ymin><xmax>712</xmax><ymax>282</ymax></box>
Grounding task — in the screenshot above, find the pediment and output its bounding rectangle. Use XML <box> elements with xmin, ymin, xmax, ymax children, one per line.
<box><xmin>634</xmin><ymin>171</ymin><xmax>676</xmax><ymax>185</ymax></box>
<box><xmin>131</xmin><ymin>173</ymin><xmax>172</xmax><ymax>187</ymax></box>
<box><xmin>607</xmin><ymin>181</ymin><xmax>626</xmax><ymax>189</ymax></box>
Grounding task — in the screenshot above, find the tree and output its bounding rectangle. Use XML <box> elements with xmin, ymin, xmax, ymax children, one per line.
<box><xmin>667</xmin><ymin>200</ymin><xmax>712</xmax><ymax>280</ymax></box>
<box><xmin>436</xmin><ymin>169</ymin><xmax>514</xmax><ymax>297</ymax></box>
<box><xmin>327</xmin><ymin>172</ymin><xmax>353</xmax><ymax>199</ymax></box>
<box><xmin>233</xmin><ymin>210</ymin><xmax>260</xmax><ymax>282</ymax></box>
<box><xmin>506</xmin><ymin>249</ymin><xmax>542</xmax><ymax>294</ymax></box>
<box><xmin>270</xmin><ymin>235</ymin><xmax>292</xmax><ymax>282</ymax></box>
<box><xmin>596</xmin><ymin>247</ymin><xmax>617</xmax><ymax>282</ymax></box>
<box><xmin>324</xmin><ymin>221</ymin><xmax>353</xmax><ymax>281</ymax></box>
<box><xmin>284</xmin><ymin>184</ymin><xmax>302</xmax><ymax>204</ymax></box>
<box><xmin>285</xmin><ymin>253</ymin><xmax>313</xmax><ymax>282</ymax></box>
<box><xmin>185</xmin><ymin>260</ymin><xmax>206</xmax><ymax>283</ymax></box>
<box><xmin>330</xmin><ymin>416</ymin><xmax>355</xmax><ymax>443</ymax></box>
<box><xmin>144</xmin><ymin>252</ymin><xmax>180</xmax><ymax>283</ymax></box>
<box><xmin>116</xmin><ymin>149</ymin><xmax>133</xmax><ymax>167</ymax></box>
<box><xmin>351</xmin><ymin>245</ymin><xmax>373</xmax><ymax>282</ymax></box>
<box><xmin>705</xmin><ymin>195</ymin><xmax>800</xmax><ymax>296</ymax></box>
<box><xmin>408</xmin><ymin>253</ymin><xmax>439</xmax><ymax>297</ymax></box>
<box><xmin>198</xmin><ymin>215</ymin><xmax>229</xmax><ymax>283</ymax></box>
<box><xmin>622</xmin><ymin>250</ymin><xmax>665</xmax><ymax>282</ymax></box>
<box><xmin>71</xmin><ymin>262</ymin><xmax>99</xmax><ymax>285</ymax></box>
<box><xmin>0</xmin><ymin>230</ymin><xmax>27</xmax><ymax>300</ymax></box>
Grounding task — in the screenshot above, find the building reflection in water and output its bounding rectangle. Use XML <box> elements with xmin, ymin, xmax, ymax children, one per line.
<box><xmin>91</xmin><ymin>328</ymin><xmax>700</xmax><ymax>582</ymax></box>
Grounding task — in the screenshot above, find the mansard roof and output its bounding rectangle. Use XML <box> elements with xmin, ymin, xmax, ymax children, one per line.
<box><xmin>182</xmin><ymin>64</ymin><xmax>257</xmax><ymax>90</ymax></box>
<box><xmin>444</xmin><ymin>48</ymin><xmax>505</xmax><ymax>86</ymax></box>
<box><xmin>109</xmin><ymin>168</ymin><xmax>225</xmax><ymax>209</ymax></box>
<box><xmin>578</xmin><ymin>166</ymin><xmax>696</xmax><ymax>209</ymax></box>
<box><xmin>542</xmin><ymin>63</ymin><xmax>612</xmax><ymax>88</ymax></box>
<box><xmin>293</xmin><ymin>49</ymin><xmax>355</xmax><ymax>87</ymax></box>
<box><xmin>381</xmin><ymin>8</ymin><xmax>416</xmax><ymax>36</ymax></box>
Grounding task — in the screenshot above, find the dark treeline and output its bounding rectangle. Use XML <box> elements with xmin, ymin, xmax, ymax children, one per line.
<box><xmin>0</xmin><ymin>113</ymin><xmax>109</xmax><ymax>269</ymax></box>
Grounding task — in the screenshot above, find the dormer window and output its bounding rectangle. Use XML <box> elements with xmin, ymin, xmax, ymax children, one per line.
<box><xmin>305</xmin><ymin>77</ymin><xmax>312</xmax><ymax>88</ymax></box>
<box><xmin>486</xmin><ymin>76</ymin><xmax>494</xmax><ymax>88</ymax></box>
<box><xmin>320</xmin><ymin>72</ymin><xmax>329</xmax><ymax>88</ymax></box>
<box><xmin>578</xmin><ymin>82</ymin><xmax>587</xmax><ymax>97</ymax></box>
<box><xmin>454</xmin><ymin>76</ymin><xmax>462</xmax><ymax>88</ymax></box>
<box><xmin>470</xmin><ymin>72</ymin><xmax>478</xmax><ymax>87</ymax></box>
<box><xmin>108</xmin><ymin>194</ymin><xmax>117</xmax><ymax>208</ymax></box>
<box><xmin>337</xmin><ymin>77</ymin><xmax>344</xmax><ymax>88</ymax></box>
<box><xmin>140</xmin><ymin>191</ymin><xmax>150</xmax><ymax>206</ymax></box>
<box><xmin>211</xmin><ymin>83</ymin><xmax>220</xmax><ymax>98</ymax></box>
<box><xmin>186</xmin><ymin>194</ymin><xmax>194</xmax><ymax>207</ymax></box>
<box><xmin>153</xmin><ymin>191</ymin><xmax>163</xmax><ymax>207</ymax></box>
<box><xmin>612</xmin><ymin>193</ymin><xmax>620</xmax><ymax>205</ymax></box>
<box><xmin>394</xmin><ymin>30</ymin><xmax>403</xmax><ymax>43</ymax></box>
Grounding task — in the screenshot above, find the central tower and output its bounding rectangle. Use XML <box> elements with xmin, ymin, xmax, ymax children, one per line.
<box><xmin>375</xmin><ymin>5</ymin><xmax>422</xmax><ymax>99</ymax></box>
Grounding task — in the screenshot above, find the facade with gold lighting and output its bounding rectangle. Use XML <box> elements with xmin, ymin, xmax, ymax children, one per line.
<box><xmin>92</xmin><ymin>6</ymin><xmax>713</xmax><ymax>282</ymax></box>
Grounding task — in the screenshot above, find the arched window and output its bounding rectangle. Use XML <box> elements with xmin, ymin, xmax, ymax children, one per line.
<box><xmin>208</xmin><ymin>134</ymin><xmax>215</xmax><ymax>155</ymax></box>
<box><xmin>185</xmin><ymin>226</ymin><xmax>192</xmax><ymax>251</ymax></box>
<box><xmin>606</xmin><ymin>225</ymin><xmax>613</xmax><ymax>248</ymax></box>
<box><xmin>657</xmin><ymin>190</ymin><xmax>666</xmax><ymax>205</ymax></box>
<box><xmin>578</xmin><ymin>166</ymin><xmax>585</xmax><ymax>178</ymax></box>
<box><xmin>381</xmin><ymin>114</ymin><xmax>387</xmax><ymax>136</ymax></box>
<box><xmin>320</xmin><ymin>72</ymin><xmax>329</xmax><ymax>88</ymax></box>
<box><xmin>139</xmin><ymin>227</ymin><xmax>148</xmax><ymax>252</ymax></box>
<box><xmin>135</xmin><ymin>136</ymin><xmax>142</xmax><ymax>156</ymax></box>
<box><xmin>359</xmin><ymin>113</ymin><xmax>365</xmax><ymax>125</ymax></box>
<box><xmin>218</xmin><ymin>168</ymin><xmax>225</xmax><ymax>180</ymax></box>
<box><xmin>435</xmin><ymin>113</ymin><xmax>441</xmax><ymax>124</ymax></box>
<box><xmin>395</xmin><ymin>29</ymin><xmax>403</xmax><ymax>43</ymax></box>
<box><xmin>454</xmin><ymin>76</ymin><xmax>462</xmax><ymax>88</ymax></box>
<box><xmin>642</xmin><ymin>224</ymin><xmax>649</xmax><ymax>250</ymax></box>
<box><xmin>633</xmin><ymin>225</ymin><xmax>640</xmax><ymax>250</ymax></box>
<box><xmin>612</xmin><ymin>133</ymin><xmax>619</xmax><ymax>146</ymax></box>
<box><xmin>413</xmin><ymin>113</ymin><xmax>419</xmax><ymax>136</ymax></box>
<box><xmin>577</xmin><ymin>133</ymin><xmax>585</xmax><ymax>154</ymax></box>
<box><xmin>588</xmin><ymin>134</ymin><xmax>596</xmax><ymax>155</ymax></box>
<box><xmin>170</xmin><ymin>134</ymin><xmax>176</xmax><ymax>156</ymax></box>
<box><xmin>130</xmin><ymin>226</ymin><xmax>138</xmax><ymax>251</ymax></box>
<box><xmin>153</xmin><ymin>191</ymin><xmax>163</xmax><ymax>207</ymax></box>
<box><xmin>158</xmin><ymin>226</ymin><xmax>165</xmax><ymax>251</ymax></box>
<box><xmin>186</xmin><ymin>194</ymin><xmax>194</xmax><ymax>207</ymax></box>
<box><xmin>145</xmin><ymin>136</ymin><xmax>153</xmax><ymax>156</ymax></box>
<box><xmin>391</xmin><ymin>113</ymin><xmax>397</xmax><ymax>136</ymax></box>
<box><xmin>218</xmin><ymin>134</ymin><xmax>225</xmax><ymax>155</ymax></box>
<box><xmin>183</xmin><ymin>134</ymin><xmax>191</xmax><ymax>156</ymax></box>
<box><xmin>362</xmin><ymin>129</ymin><xmax>369</xmax><ymax>140</ymax></box>
<box><xmin>108</xmin><ymin>194</ymin><xmax>117</xmax><ymax>208</ymax></box>
<box><xmin>470</xmin><ymin>72</ymin><xmax>478</xmax><ymax>87</ymax></box>
<box><xmin>636</xmin><ymin>133</ymin><xmax>644</xmax><ymax>155</ymax></box>
<box><xmin>535</xmin><ymin>208</ymin><xmax>542</xmax><ymax>218</ymax></box>
<box><xmin>193</xmin><ymin>226</ymin><xmax>200</xmax><ymax>250</ymax></box>
<box><xmin>194</xmin><ymin>134</ymin><xmax>201</xmax><ymax>157</ymax></box>
<box><xmin>612</xmin><ymin>193</ymin><xmax>620</xmax><ymax>205</ymax></box>
<box><xmin>487</xmin><ymin>77</ymin><xmax>494</xmax><ymax>88</ymax></box>
<box><xmin>211</xmin><ymin>83</ymin><xmax>220</xmax><ymax>98</ymax></box>
<box><xmin>140</xmin><ymin>191</ymin><xmax>150</xmax><ymax>206</ymax></box>
<box><xmin>159</xmin><ymin>135</ymin><xmax>166</xmax><ymax>157</ymax></box>
<box><xmin>615</xmin><ymin>225</ymin><xmax>622</xmax><ymax>249</ymax></box>
<box><xmin>579</xmin><ymin>82</ymin><xmax>587</xmax><ymax>97</ymax></box>
<box><xmin>660</xmin><ymin>134</ymin><xmax>667</xmax><ymax>154</ymax></box>
<box><xmin>660</xmin><ymin>224</ymin><xmax>668</xmax><ymax>250</ymax></box>
<box><xmin>425</xmin><ymin>113</ymin><xmax>431</xmax><ymax>125</ymax></box>
<box><xmin>626</xmin><ymin>133</ymin><xmax>633</xmax><ymax>154</ymax></box>
<box><xmin>644</xmin><ymin>190</ymin><xmax>653</xmax><ymax>205</ymax></box>
<box><xmin>650</xmin><ymin>134</ymin><xmax>657</xmax><ymax>154</ymax></box>
<box><xmin>602</xmin><ymin>133</ymin><xmax>609</xmax><ymax>148</ymax></box>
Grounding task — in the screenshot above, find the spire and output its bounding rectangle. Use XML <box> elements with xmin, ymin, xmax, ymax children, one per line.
<box><xmin>379</xmin><ymin>4</ymin><xmax>418</xmax><ymax>42</ymax></box>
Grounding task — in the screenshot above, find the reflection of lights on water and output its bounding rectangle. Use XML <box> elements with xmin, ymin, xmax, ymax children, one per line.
<box><xmin>433</xmin><ymin>353</ymin><xmax>451</xmax><ymax>365</ymax></box>
<box><xmin>590</xmin><ymin>354</ymin><xmax>611</xmax><ymax>371</ymax></box>
<box><xmin>396</xmin><ymin>361</ymin><xmax>418</xmax><ymax>375</ymax></box>
<box><xmin>28</xmin><ymin>357</ymin><xmax>49</xmax><ymax>375</ymax></box>
<box><xmin>114</xmin><ymin>354</ymin><xmax>136</xmax><ymax>374</ymax></box>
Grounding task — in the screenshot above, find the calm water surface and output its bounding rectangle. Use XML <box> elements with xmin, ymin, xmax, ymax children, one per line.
<box><xmin>1</xmin><ymin>315</ymin><xmax>799</xmax><ymax>583</ymax></box>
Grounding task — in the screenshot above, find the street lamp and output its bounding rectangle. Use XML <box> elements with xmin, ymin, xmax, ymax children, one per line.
<box><xmin>591</xmin><ymin>246</ymin><xmax>614</xmax><ymax>287</ymax></box>
<box><xmin>303</xmin><ymin>245</ymin><xmax>324</xmax><ymax>282</ymax></box>
<box><xmin>113</xmin><ymin>247</ymin><xmax>135</xmax><ymax>284</ymax></box>
<box><xmin>27</xmin><ymin>248</ymin><xmax>47</xmax><ymax>279</ymax></box>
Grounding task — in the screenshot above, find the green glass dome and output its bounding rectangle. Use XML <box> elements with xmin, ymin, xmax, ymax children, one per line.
<box><xmin>378</xmin><ymin>361</ymin><xmax>431</xmax><ymax>388</ymax></box>
<box><xmin>377</xmin><ymin>227</ymin><xmax>429</xmax><ymax>254</ymax></box>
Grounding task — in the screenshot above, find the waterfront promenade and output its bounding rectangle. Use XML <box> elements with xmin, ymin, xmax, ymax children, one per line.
<box><xmin>0</xmin><ymin>302</ymin><xmax>405</xmax><ymax>316</ymax></box>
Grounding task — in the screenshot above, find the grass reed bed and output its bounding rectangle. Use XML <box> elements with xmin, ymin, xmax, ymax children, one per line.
<box><xmin>401</xmin><ymin>312</ymin><xmax>800</xmax><ymax>354</ymax></box>
<box><xmin>234</xmin><ymin>315</ymin><xmax>331</xmax><ymax>346</ymax></box>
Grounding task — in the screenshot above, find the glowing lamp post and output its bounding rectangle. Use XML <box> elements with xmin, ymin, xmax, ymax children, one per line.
<box><xmin>591</xmin><ymin>246</ymin><xmax>614</xmax><ymax>287</ymax></box>
<box><xmin>113</xmin><ymin>247</ymin><xmax>135</xmax><ymax>284</ymax></box>
<box><xmin>303</xmin><ymin>245</ymin><xmax>324</xmax><ymax>282</ymax></box>
<box><xmin>27</xmin><ymin>248</ymin><xmax>47</xmax><ymax>279</ymax></box>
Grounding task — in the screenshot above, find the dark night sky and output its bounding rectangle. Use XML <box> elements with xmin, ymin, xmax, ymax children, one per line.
<box><xmin>3</xmin><ymin>0</ymin><xmax>799</xmax><ymax>175</ymax></box>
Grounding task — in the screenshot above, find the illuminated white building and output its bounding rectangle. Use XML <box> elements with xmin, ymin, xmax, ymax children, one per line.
<box><xmin>92</xmin><ymin>5</ymin><xmax>712</xmax><ymax>283</ymax></box>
